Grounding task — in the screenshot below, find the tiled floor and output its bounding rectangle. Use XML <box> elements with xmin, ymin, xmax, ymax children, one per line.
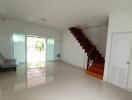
<box><xmin>0</xmin><ymin>61</ymin><xmax>132</xmax><ymax>100</ymax></box>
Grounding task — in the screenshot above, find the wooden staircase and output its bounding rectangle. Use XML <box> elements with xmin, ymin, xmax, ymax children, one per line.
<box><xmin>69</xmin><ymin>27</ymin><xmax>105</xmax><ymax>80</ymax></box>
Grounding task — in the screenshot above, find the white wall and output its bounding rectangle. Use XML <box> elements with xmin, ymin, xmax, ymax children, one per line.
<box><xmin>61</xmin><ymin>30</ymin><xmax>87</xmax><ymax>69</ymax></box>
<box><xmin>61</xmin><ymin>26</ymin><xmax>108</xmax><ymax>69</ymax></box>
<box><xmin>0</xmin><ymin>18</ymin><xmax>62</xmax><ymax>60</ymax></box>
<box><xmin>83</xmin><ymin>25</ymin><xmax>108</xmax><ymax>57</ymax></box>
<box><xmin>104</xmin><ymin>11</ymin><xmax>132</xmax><ymax>82</ymax></box>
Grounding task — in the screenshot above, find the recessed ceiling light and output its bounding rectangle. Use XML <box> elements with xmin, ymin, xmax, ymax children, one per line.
<box><xmin>40</xmin><ymin>18</ymin><xmax>47</xmax><ymax>22</ymax></box>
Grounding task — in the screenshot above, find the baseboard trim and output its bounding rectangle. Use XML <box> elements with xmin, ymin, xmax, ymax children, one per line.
<box><xmin>60</xmin><ymin>60</ymin><xmax>86</xmax><ymax>70</ymax></box>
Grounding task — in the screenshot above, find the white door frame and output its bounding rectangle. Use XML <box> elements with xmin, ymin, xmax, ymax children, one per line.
<box><xmin>108</xmin><ymin>32</ymin><xmax>132</xmax><ymax>88</ymax></box>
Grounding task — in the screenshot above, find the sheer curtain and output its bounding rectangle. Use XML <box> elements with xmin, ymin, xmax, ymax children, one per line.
<box><xmin>46</xmin><ymin>38</ymin><xmax>55</xmax><ymax>61</ymax></box>
<box><xmin>13</xmin><ymin>33</ymin><xmax>26</xmax><ymax>64</ymax></box>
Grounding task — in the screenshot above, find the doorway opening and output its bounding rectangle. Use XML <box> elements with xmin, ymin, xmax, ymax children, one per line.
<box><xmin>12</xmin><ymin>33</ymin><xmax>26</xmax><ymax>64</ymax></box>
<box><xmin>27</xmin><ymin>36</ymin><xmax>46</xmax><ymax>69</ymax></box>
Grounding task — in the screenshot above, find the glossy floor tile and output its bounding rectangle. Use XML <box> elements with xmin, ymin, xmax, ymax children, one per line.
<box><xmin>0</xmin><ymin>61</ymin><xmax>132</xmax><ymax>100</ymax></box>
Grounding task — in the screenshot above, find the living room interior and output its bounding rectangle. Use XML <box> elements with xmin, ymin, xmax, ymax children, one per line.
<box><xmin>0</xmin><ymin>0</ymin><xmax>132</xmax><ymax>100</ymax></box>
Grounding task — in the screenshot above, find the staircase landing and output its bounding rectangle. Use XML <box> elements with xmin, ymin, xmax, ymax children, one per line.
<box><xmin>86</xmin><ymin>63</ymin><xmax>104</xmax><ymax>80</ymax></box>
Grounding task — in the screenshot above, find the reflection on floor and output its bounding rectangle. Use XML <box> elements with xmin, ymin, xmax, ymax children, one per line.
<box><xmin>27</xmin><ymin>61</ymin><xmax>46</xmax><ymax>69</ymax></box>
<box><xmin>27</xmin><ymin>67</ymin><xmax>46</xmax><ymax>88</ymax></box>
<box><xmin>0</xmin><ymin>61</ymin><xmax>132</xmax><ymax>100</ymax></box>
<box><xmin>0</xmin><ymin>62</ymin><xmax>54</xmax><ymax>92</ymax></box>
<box><xmin>27</xmin><ymin>58</ymin><xmax>47</xmax><ymax>88</ymax></box>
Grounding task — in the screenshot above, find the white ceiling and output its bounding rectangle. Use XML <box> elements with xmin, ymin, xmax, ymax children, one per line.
<box><xmin>0</xmin><ymin>0</ymin><xmax>132</xmax><ymax>29</ymax></box>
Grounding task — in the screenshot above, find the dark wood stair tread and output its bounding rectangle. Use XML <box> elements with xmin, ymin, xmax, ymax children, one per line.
<box><xmin>88</xmin><ymin>67</ymin><xmax>103</xmax><ymax>75</ymax></box>
<box><xmin>92</xmin><ymin>63</ymin><xmax>104</xmax><ymax>69</ymax></box>
<box><xmin>86</xmin><ymin>70</ymin><xmax>103</xmax><ymax>80</ymax></box>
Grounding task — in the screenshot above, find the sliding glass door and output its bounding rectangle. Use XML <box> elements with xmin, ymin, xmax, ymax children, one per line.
<box><xmin>12</xmin><ymin>34</ymin><xmax>55</xmax><ymax>65</ymax></box>
<box><xmin>12</xmin><ymin>33</ymin><xmax>26</xmax><ymax>64</ymax></box>
<box><xmin>46</xmin><ymin>38</ymin><xmax>55</xmax><ymax>61</ymax></box>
